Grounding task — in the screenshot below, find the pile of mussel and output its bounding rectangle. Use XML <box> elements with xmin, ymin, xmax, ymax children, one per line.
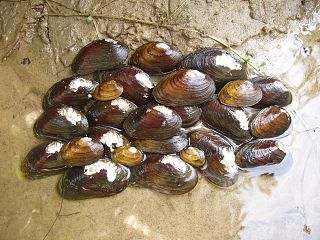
<box><xmin>22</xmin><ymin>39</ymin><xmax>293</xmax><ymax>199</ymax></box>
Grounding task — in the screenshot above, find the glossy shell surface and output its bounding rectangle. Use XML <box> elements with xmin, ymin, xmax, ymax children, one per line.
<box><xmin>111</xmin><ymin>146</ymin><xmax>145</xmax><ymax>167</ymax></box>
<box><xmin>58</xmin><ymin>159</ymin><xmax>131</xmax><ymax>199</ymax></box>
<box><xmin>190</xmin><ymin>130</ymin><xmax>239</xmax><ymax>187</ymax></box>
<box><xmin>153</xmin><ymin>69</ymin><xmax>216</xmax><ymax>106</ymax></box>
<box><xmin>93</xmin><ymin>80</ymin><xmax>123</xmax><ymax>101</ymax></box>
<box><xmin>179</xmin><ymin>146</ymin><xmax>206</xmax><ymax>167</ymax></box>
<box><xmin>173</xmin><ymin>106</ymin><xmax>201</xmax><ymax>128</ymax></box>
<box><xmin>71</xmin><ymin>39</ymin><xmax>129</xmax><ymax>74</ymax></box>
<box><xmin>132</xmin><ymin>154</ymin><xmax>198</xmax><ymax>194</ymax></box>
<box><xmin>129</xmin><ymin>41</ymin><xmax>183</xmax><ymax>75</ymax></box>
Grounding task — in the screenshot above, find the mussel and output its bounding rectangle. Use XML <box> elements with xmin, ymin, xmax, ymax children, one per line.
<box><xmin>43</xmin><ymin>76</ymin><xmax>99</xmax><ymax>110</ymax></box>
<box><xmin>22</xmin><ymin>141</ymin><xmax>68</xmax><ymax>178</ymax></box>
<box><xmin>179</xmin><ymin>146</ymin><xmax>206</xmax><ymax>167</ymax></box>
<box><xmin>129</xmin><ymin>41</ymin><xmax>183</xmax><ymax>75</ymax></box>
<box><xmin>88</xmin><ymin>126</ymin><xmax>129</xmax><ymax>157</ymax></box>
<box><xmin>71</xmin><ymin>39</ymin><xmax>129</xmax><ymax>74</ymax></box>
<box><xmin>190</xmin><ymin>130</ymin><xmax>239</xmax><ymax>187</ymax></box>
<box><xmin>96</xmin><ymin>66</ymin><xmax>154</xmax><ymax>106</ymax></box>
<box><xmin>173</xmin><ymin>106</ymin><xmax>201</xmax><ymax>128</ymax></box>
<box><xmin>153</xmin><ymin>69</ymin><xmax>216</xmax><ymax>106</ymax></box>
<box><xmin>58</xmin><ymin>137</ymin><xmax>104</xmax><ymax>166</ymax></box>
<box><xmin>236</xmin><ymin>139</ymin><xmax>287</xmax><ymax>168</ymax></box>
<box><xmin>218</xmin><ymin>80</ymin><xmax>262</xmax><ymax>107</ymax></box>
<box><xmin>123</xmin><ymin>103</ymin><xmax>182</xmax><ymax>140</ymax></box>
<box><xmin>111</xmin><ymin>146</ymin><xmax>145</xmax><ymax>167</ymax></box>
<box><xmin>58</xmin><ymin>159</ymin><xmax>131</xmax><ymax>200</ymax></box>
<box><xmin>84</xmin><ymin>97</ymin><xmax>137</xmax><ymax>129</ymax></box>
<box><xmin>132</xmin><ymin>154</ymin><xmax>198</xmax><ymax>194</ymax></box>
<box><xmin>251</xmin><ymin>76</ymin><xmax>292</xmax><ymax>108</ymax></box>
<box><xmin>34</xmin><ymin>106</ymin><xmax>89</xmax><ymax>141</ymax></box>
<box><xmin>93</xmin><ymin>80</ymin><xmax>123</xmax><ymax>101</ymax></box>
<box><xmin>202</xmin><ymin>97</ymin><xmax>253</xmax><ymax>142</ymax></box>
<box><xmin>133</xmin><ymin>130</ymin><xmax>188</xmax><ymax>154</ymax></box>
<box><xmin>180</xmin><ymin>48</ymin><xmax>247</xmax><ymax>83</ymax></box>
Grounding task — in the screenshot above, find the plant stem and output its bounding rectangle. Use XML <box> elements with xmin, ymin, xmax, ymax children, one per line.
<box><xmin>47</xmin><ymin>0</ymin><xmax>82</xmax><ymax>13</ymax></box>
<box><xmin>165</xmin><ymin>0</ymin><xmax>190</xmax><ymax>23</ymax></box>
<box><xmin>95</xmin><ymin>0</ymin><xmax>117</xmax><ymax>12</ymax></box>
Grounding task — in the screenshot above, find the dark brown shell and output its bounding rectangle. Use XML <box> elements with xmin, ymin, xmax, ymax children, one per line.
<box><xmin>84</xmin><ymin>97</ymin><xmax>137</xmax><ymax>129</ymax></box>
<box><xmin>173</xmin><ymin>106</ymin><xmax>201</xmax><ymax>128</ymax></box>
<box><xmin>129</xmin><ymin>41</ymin><xmax>183</xmax><ymax>75</ymax></box>
<box><xmin>250</xmin><ymin>106</ymin><xmax>291</xmax><ymax>138</ymax></box>
<box><xmin>22</xmin><ymin>141</ymin><xmax>68</xmax><ymax>178</ymax></box>
<box><xmin>202</xmin><ymin>97</ymin><xmax>253</xmax><ymax>142</ymax></box>
<box><xmin>111</xmin><ymin>146</ymin><xmax>145</xmax><ymax>167</ymax></box>
<box><xmin>153</xmin><ymin>69</ymin><xmax>216</xmax><ymax>106</ymax></box>
<box><xmin>34</xmin><ymin>106</ymin><xmax>89</xmax><ymax>141</ymax></box>
<box><xmin>58</xmin><ymin>159</ymin><xmax>131</xmax><ymax>200</ymax></box>
<box><xmin>123</xmin><ymin>103</ymin><xmax>182</xmax><ymax>140</ymax></box>
<box><xmin>179</xmin><ymin>146</ymin><xmax>206</xmax><ymax>167</ymax></box>
<box><xmin>251</xmin><ymin>76</ymin><xmax>292</xmax><ymax>108</ymax></box>
<box><xmin>71</xmin><ymin>39</ymin><xmax>129</xmax><ymax>75</ymax></box>
<box><xmin>218</xmin><ymin>80</ymin><xmax>262</xmax><ymax>107</ymax></box>
<box><xmin>93</xmin><ymin>80</ymin><xmax>123</xmax><ymax>101</ymax></box>
<box><xmin>43</xmin><ymin>76</ymin><xmax>98</xmax><ymax>110</ymax></box>
<box><xmin>133</xmin><ymin>131</ymin><xmax>188</xmax><ymax>154</ymax></box>
<box><xmin>190</xmin><ymin>130</ymin><xmax>239</xmax><ymax>187</ymax></box>
<box><xmin>236</xmin><ymin>139</ymin><xmax>287</xmax><ymax>168</ymax></box>
<box><xmin>180</xmin><ymin>48</ymin><xmax>247</xmax><ymax>83</ymax></box>
<box><xmin>131</xmin><ymin>154</ymin><xmax>198</xmax><ymax>194</ymax></box>
<box><xmin>96</xmin><ymin>66</ymin><xmax>154</xmax><ymax>106</ymax></box>
<box><xmin>88</xmin><ymin>126</ymin><xmax>129</xmax><ymax>157</ymax></box>
<box><xmin>59</xmin><ymin>137</ymin><xmax>104</xmax><ymax>166</ymax></box>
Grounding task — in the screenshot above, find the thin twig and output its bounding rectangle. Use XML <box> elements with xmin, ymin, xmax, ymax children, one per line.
<box><xmin>92</xmin><ymin>17</ymin><xmax>102</xmax><ymax>39</ymax></box>
<box><xmin>47</xmin><ymin>0</ymin><xmax>82</xmax><ymax>13</ymax></box>
<box><xmin>95</xmin><ymin>0</ymin><xmax>117</xmax><ymax>12</ymax></box>
<box><xmin>165</xmin><ymin>0</ymin><xmax>190</xmax><ymax>23</ymax></box>
<box><xmin>45</xmin><ymin>0</ymin><xmax>58</xmax><ymax>14</ymax></box>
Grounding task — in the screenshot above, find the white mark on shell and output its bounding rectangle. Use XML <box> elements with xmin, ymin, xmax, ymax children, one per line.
<box><xmin>57</xmin><ymin>107</ymin><xmax>82</xmax><ymax>125</ymax></box>
<box><xmin>111</xmin><ymin>97</ymin><xmax>135</xmax><ymax>112</ymax></box>
<box><xmin>100</xmin><ymin>131</ymin><xmax>125</xmax><ymax>152</ymax></box>
<box><xmin>215</xmin><ymin>54</ymin><xmax>242</xmax><ymax>70</ymax></box>
<box><xmin>275</xmin><ymin>141</ymin><xmax>287</xmax><ymax>154</ymax></box>
<box><xmin>234</xmin><ymin>110</ymin><xmax>249</xmax><ymax>130</ymax></box>
<box><xmin>69</xmin><ymin>78</ymin><xmax>93</xmax><ymax>92</ymax></box>
<box><xmin>185</xmin><ymin>69</ymin><xmax>205</xmax><ymax>79</ymax></box>
<box><xmin>84</xmin><ymin>159</ymin><xmax>118</xmax><ymax>182</ymax></box>
<box><xmin>220</xmin><ymin>148</ymin><xmax>238</xmax><ymax>174</ymax></box>
<box><xmin>128</xmin><ymin>147</ymin><xmax>138</xmax><ymax>153</ymax></box>
<box><xmin>45</xmin><ymin>142</ymin><xmax>64</xmax><ymax>154</ymax></box>
<box><xmin>104</xmin><ymin>38</ymin><xmax>118</xmax><ymax>44</ymax></box>
<box><xmin>161</xmin><ymin>155</ymin><xmax>187</xmax><ymax>173</ymax></box>
<box><xmin>156</xmin><ymin>42</ymin><xmax>170</xmax><ymax>50</ymax></box>
<box><xmin>152</xmin><ymin>105</ymin><xmax>173</xmax><ymax>115</ymax></box>
<box><xmin>135</xmin><ymin>72</ymin><xmax>154</xmax><ymax>89</ymax></box>
<box><xmin>273</xmin><ymin>80</ymin><xmax>289</xmax><ymax>91</ymax></box>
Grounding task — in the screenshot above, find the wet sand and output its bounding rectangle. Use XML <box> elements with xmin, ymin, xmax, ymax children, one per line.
<box><xmin>0</xmin><ymin>1</ymin><xmax>319</xmax><ymax>239</ymax></box>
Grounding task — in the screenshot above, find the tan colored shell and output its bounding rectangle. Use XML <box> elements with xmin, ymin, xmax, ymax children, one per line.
<box><xmin>111</xmin><ymin>146</ymin><xmax>145</xmax><ymax>167</ymax></box>
<box><xmin>93</xmin><ymin>80</ymin><xmax>123</xmax><ymax>101</ymax></box>
<box><xmin>179</xmin><ymin>147</ymin><xmax>205</xmax><ymax>167</ymax></box>
<box><xmin>218</xmin><ymin>80</ymin><xmax>262</xmax><ymax>107</ymax></box>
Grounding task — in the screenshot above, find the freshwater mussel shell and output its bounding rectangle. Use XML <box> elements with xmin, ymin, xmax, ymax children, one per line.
<box><xmin>71</xmin><ymin>39</ymin><xmax>129</xmax><ymax>75</ymax></box>
<box><xmin>132</xmin><ymin>154</ymin><xmax>198</xmax><ymax>194</ymax></box>
<box><xmin>59</xmin><ymin>137</ymin><xmax>104</xmax><ymax>166</ymax></box>
<box><xmin>173</xmin><ymin>106</ymin><xmax>201</xmax><ymax>128</ymax></box>
<box><xmin>236</xmin><ymin>139</ymin><xmax>287</xmax><ymax>168</ymax></box>
<box><xmin>88</xmin><ymin>126</ymin><xmax>129</xmax><ymax>157</ymax></box>
<box><xmin>153</xmin><ymin>68</ymin><xmax>216</xmax><ymax>106</ymax></box>
<box><xmin>202</xmin><ymin>97</ymin><xmax>253</xmax><ymax>142</ymax></box>
<box><xmin>43</xmin><ymin>76</ymin><xmax>98</xmax><ymax>110</ymax></box>
<box><xmin>96</xmin><ymin>66</ymin><xmax>154</xmax><ymax>106</ymax></box>
<box><xmin>133</xmin><ymin>130</ymin><xmax>188</xmax><ymax>154</ymax></box>
<box><xmin>22</xmin><ymin>141</ymin><xmax>68</xmax><ymax>178</ymax></box>
<box><xmin>250</xmin><ymin>106</ymin><xmax>292</xmax><ymax>138</ymax></box>
<box><xmin>129</xmin><ymin>41</ymin><xmax>183</xmax><ymax>75</ymax></box>
<box><xmin>218</xmin><ymin>80</ymin><xmax>262</xmax><ymax>107</ymax></box>
<box><xmin>179</xmin><ymin>146</ymin><xmax>206</xmax><ymax>167</ymax></box>
<box><xmin>84</xmin><ymin>97</ymin><xmax>137</xmax><ymax>129</ymax></box>
<box><xmin>251</xmin><ymin>76</ymin><xmax>293</xmax><ymax>108</ymax></box>
<box><xmin>93</xmin><ymin>80</ymin><xmax>123</xmax><ymax>101</ymax></box>
<box><xmin>190</xmin><ymin>130</ymin><xmax>239</xmax><ymax>187</ymax></box>
<box><xmin>111</xmin><ymin>146</ymin><xmax>145</xmax><ymax>167</ymax></box>
<box><xmin>34</xmin><ymin>105</ymin><xmax>89</xmax><ymax>141</ymax></box>
<box><xmin>123</xmin><ymin>103</ymin><xmax>182</xmax><ymax>140</ymax></box>
<box><xmin>58</xmin><ymin>159</ymin><xmax>131</xmax><ymax>200</ymax></box>
<box><xmin>180</xmin><ymin>48</ymin><xmax>247</xmax><ymax>83</ymax></box>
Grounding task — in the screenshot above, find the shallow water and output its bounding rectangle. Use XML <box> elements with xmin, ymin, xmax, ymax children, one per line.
<box><xmin>0</xmin><ymin>1</ymin><xmax>319</xmax><ymax>240</ymax></box>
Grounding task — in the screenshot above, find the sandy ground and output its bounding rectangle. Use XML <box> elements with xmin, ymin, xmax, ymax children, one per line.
<box><xmin>0</xmin><ymin>0</ymin><xmax>319</xmax><ymax>240</ymax></box>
